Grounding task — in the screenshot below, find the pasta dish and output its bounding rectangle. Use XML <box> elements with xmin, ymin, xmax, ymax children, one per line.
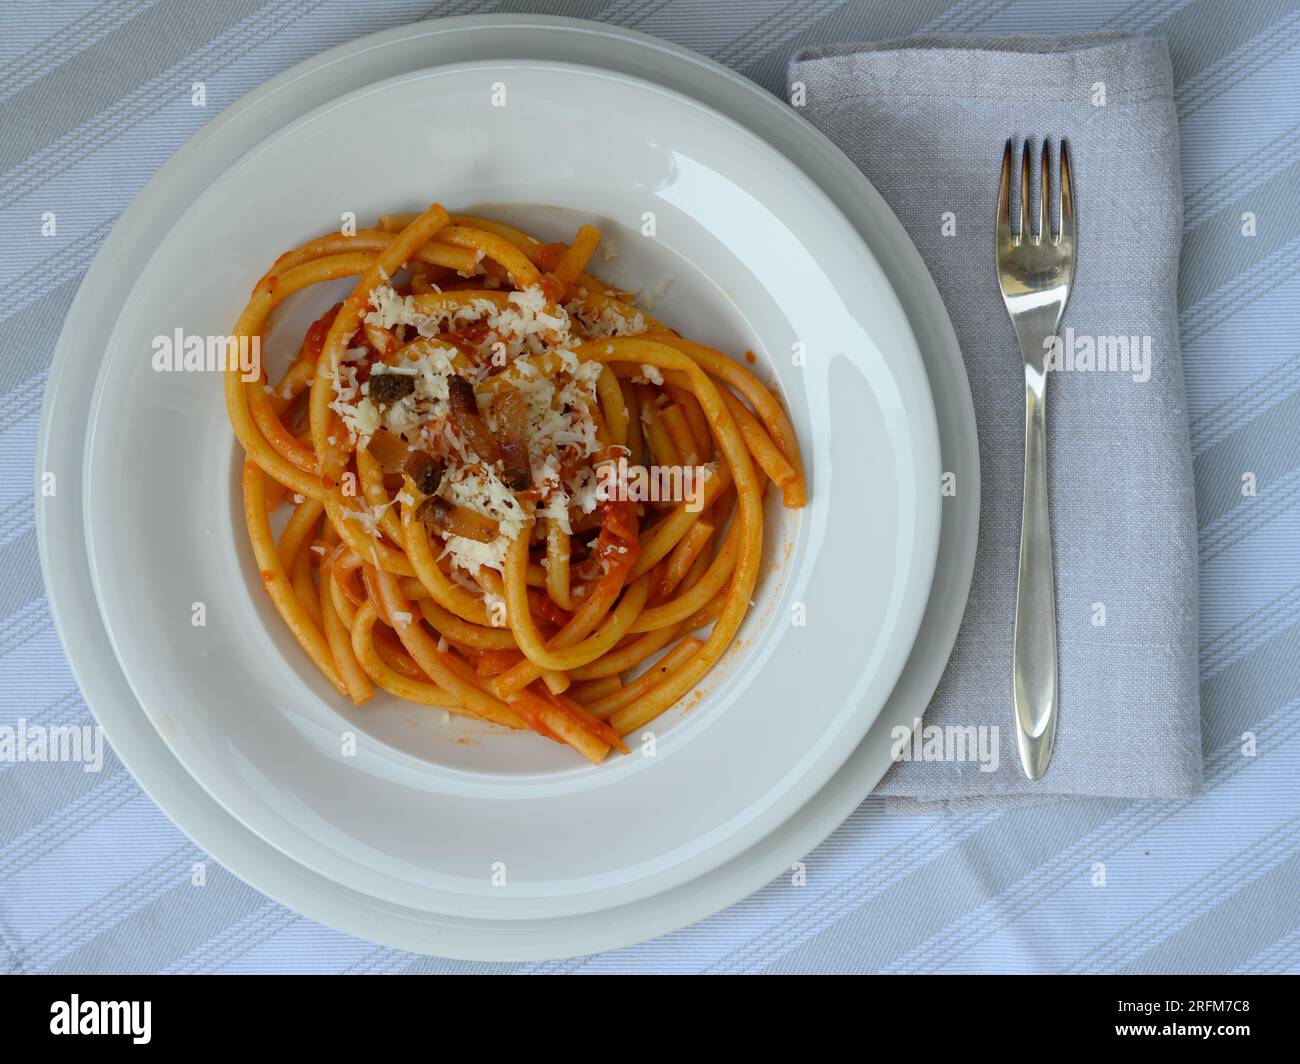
<box><xmin>224</xmin><ymin>203</ymin><xmax>804</xmax><ymax>763</ymax></box>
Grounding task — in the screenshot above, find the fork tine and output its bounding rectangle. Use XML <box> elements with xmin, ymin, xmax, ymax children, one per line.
<box><xmin>1039</xmin><ymin>139</ymin><xmax>1051</xmax><ymax>243</ymax></box>
<box><xmin>1058</xmin><ymin>139</ymin><xmax>1075</xmax><ymax>247</ymax></box>
<box><xmin>997</xmin><ymin>139</ymin><xmax>1012</xmax><ymax>243</ymax></box>
<box><xmin>1019</xmin><ymin>139</ymin><xmax>1032</xmax><ymax>244</ymax></box>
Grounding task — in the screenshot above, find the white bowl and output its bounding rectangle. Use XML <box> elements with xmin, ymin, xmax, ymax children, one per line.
<box><xmin>82</xmin><ymin>59</ymin><xmax>940</xmax><ymax>919</ymax></box>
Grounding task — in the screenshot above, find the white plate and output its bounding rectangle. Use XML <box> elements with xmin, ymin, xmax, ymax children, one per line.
<box><xmin>80</xmin><ymin>59</ymin><xmax>940</xmax><ymax>920</ymax></box>
<box><xmin>38</xmin><ymin>15</ymin><xmax>977</xmax><ymax>959</ymax></box>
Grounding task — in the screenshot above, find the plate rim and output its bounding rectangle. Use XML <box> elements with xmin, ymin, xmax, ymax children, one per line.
<box><xmin>35</xmin><ymin>13</ymin><xmax>978</xmax><ymax>961</ymax></box>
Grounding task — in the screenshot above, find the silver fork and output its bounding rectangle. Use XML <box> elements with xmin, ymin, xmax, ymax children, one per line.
<box><xmin>995</xmin><ymin>138</ymin><xmax>1075</xmax><ymax>780</ymax></box>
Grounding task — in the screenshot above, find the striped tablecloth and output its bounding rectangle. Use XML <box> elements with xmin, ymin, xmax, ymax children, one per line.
<box><xmin>2</xmin><ymin>0</ymin><xmax>1297</xmax><ymax>974</ymax></box>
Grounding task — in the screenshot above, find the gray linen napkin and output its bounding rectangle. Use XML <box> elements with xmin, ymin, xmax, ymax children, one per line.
<box><xmin>789</xmin><ymin>35</ymin><xmax>1200</xmax><ymax>802</ymax></box>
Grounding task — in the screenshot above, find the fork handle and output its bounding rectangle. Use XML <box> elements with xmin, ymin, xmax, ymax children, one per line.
<box><xmin>1013</xmin><ymin>363</ymin><xmax>1058</xmax><ymax>780</ymax></box>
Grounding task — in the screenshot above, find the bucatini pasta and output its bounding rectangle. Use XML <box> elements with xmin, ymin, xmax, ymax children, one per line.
<box><xmin>224</xmin><ymin>203</ymin><xmax>805</xmax><ymax>763</ymax></box>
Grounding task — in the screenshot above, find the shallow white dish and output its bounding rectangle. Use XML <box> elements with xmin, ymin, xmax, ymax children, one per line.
<box><xmin>80</xmin><ymin>58</ymin><xmax>940</xmax><ymax>920</ymax></box>
<box><xmin>39</xmin><ymin>16</ymin><xmax>978</xmax><ymax>959</ymax></box>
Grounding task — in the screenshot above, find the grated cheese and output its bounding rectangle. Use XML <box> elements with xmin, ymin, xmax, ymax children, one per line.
<box><xmin>330</xmin><ymin>281</ymin><xmax>641</xmax><ymax>578</ymax></box>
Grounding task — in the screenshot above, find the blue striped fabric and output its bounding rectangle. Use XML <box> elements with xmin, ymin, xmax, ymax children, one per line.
<box><xmin>2</xmin><ymin>0</ymin><xmax>1297</xmax><ymax>974</ymax></box>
